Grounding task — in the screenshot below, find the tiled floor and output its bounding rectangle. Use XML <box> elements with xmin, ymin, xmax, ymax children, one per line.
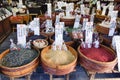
<box><xmin>0</xmin><ymin>32</ymin><xmax>120</xmax><ymax>80</ymax></box>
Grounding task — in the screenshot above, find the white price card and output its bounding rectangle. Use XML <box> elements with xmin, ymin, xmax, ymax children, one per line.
<box><xmin>108</xmin><ymin>6</ymin><xmax>114</xmax><ymax>16</ymax></box>
<box><xmin>55</xmin><ymin>15</ymin><xmax>60</xmax><ymax>24</ymax></box>
<box><xmin>47</xmin><ymin>3</ymin><xmax>52</xmax><ymax>18</ymax></box>
<box><xmin>85</xmin><ymin>29</ymin><xmax>93</xmax><ymax>44</ymax></box>
<box><xmin>114</xmin><ymin>36</ymin><xmax>120</xmax><ymax>72</ymax></box>
<box><xmin>108</xmin><ymin>20</ymin><xmax>116</xmax><ymax>36</ymax></box>
<box><xmin>101</xmin><ymin>6</ymin><xmax>108</xmax><ymax>15</ymax></box>
<box><xmin>97</xmin><ymin>1</ymin><xmax>101</xmax><ymax>10</ymax></box>
<box><xmin>110</xmin><ymin>11</ymin><xmax>118</xmax><ymax>19</ymax></box>
<box><xmin>55</xmin><ymin>24</ymin><xmax>64</xmax><ymax>47</ymax></box>
<box><xmin>85</xmin><ymin>22</ymin><xmax>93</xmax><ymax>30</ymax></box>
<box><xmin>82</xmin><ymin>18</ymin><xmax>88</xmax><ymax>30</ymax></box>
<box><xmin>80</xmin><ymin>4</ymin><xmax>85</xmax><ymax>15</ymax></box>
<box><xmin>17</xmin><ymin>24</ymin><xmax>27</xmax><ymax>48</ymax></box>
<box><xmin>85</xmin><ymin>22</ymin><xmax>93</xmax><ymax>44</ymax></box>
<box><xmin>73</xmin><ymin>15</ymin><xmax>81</xmax><ymax>28</ymax></box>
<box><xmin>34</xmin><ymin>18</ymin><xmax>40</xmax><ymax>27</ymax></box>
<box><xmin>34</xmin><ymin>27</ymin><xmax>40</xmax><ymax>35</ymax></box>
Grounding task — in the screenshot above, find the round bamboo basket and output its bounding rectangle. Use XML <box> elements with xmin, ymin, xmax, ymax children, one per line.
<box><xmin>77</xmin><ymin>44</ymin><xmax>117</xmax><ymax>73</ymax></box>
<box><xmin>0</xmin><ymin>47</ymin><xmax>39</xmax><ymax>77</ymax></box>
<box><xmin>41</xmin><ymin>28</ymin><xmax>54</xmax><ymax>37</ymax></box>
<box><xmin>38</xmin><ymin>15</ymin><xmax>55</xmax><ymax>25</ymax></box>
<box><xmin>96</xmin><ymin>24</ymin><xmax>110</xmax><ymax>35</ymax></box>
<box><xmin>60</xmin><ymin>17</ymin><xmax>75</xmax><ymax>26</ymax></box>
<box><xmin>27</xmin><ymin>33</ymin><xmax>48</xmax><ymax>42</ymax></box>
<box><xmin>41</xmin><ymin>46</ymin><xmax>77</xmax><ymax>75</ymax></box>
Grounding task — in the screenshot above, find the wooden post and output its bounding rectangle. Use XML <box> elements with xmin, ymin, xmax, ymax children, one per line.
<box><xmin>49</xmin><ymin>74</ymin><xmax>53</xmax><ymax>80</ymax></box>
<box><xmin>10</xmin><ymin>77</ymin><xmax>15</xmax><ymax>80</ymax></box>
<box><xmin>66</xmin><ymin>74</ymin><xmax>69</xmax><ymax>80</ymax></box>
<box><xmin>26</xmin><ymin>73</ymin><xmax>32</xmax><ymax>80</ymax></box>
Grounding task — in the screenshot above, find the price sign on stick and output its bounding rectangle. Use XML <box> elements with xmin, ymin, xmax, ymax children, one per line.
<box><xmin>85</xmin><ymin>22</ymin><xmax>93</xmax><ymax>44</ymax></box>
<box><xmin>33</xmin><ymin>18</ymin><xmax>40</xmax><ymax>35</ymax></box>
<box><xmin>108</xmin><ymin>19</ymin><xmax>116</xmax><ymax>36</ymax></box>
<box><xmin>73</xmin><ymin>15</ymin><xmax>81</xmax><ymax>28</ymax></box>
<box><xmin>101</xmin><ymin>6</ymin><xmax>108</xmax><ymax>15</ymax></box>
<box><xmin>55</xmin><ymin>23</ymin><xmax>64</xmax><ymax>50</ymax></box>
<box><xmin>47</xmin><ymin>3</ymin><xmax>52</xmax><ymax>18</ymax></box>
<box><xmin>114</xmin><ymin>36</ymin><xmax>120</xmax><ymax>72</ymax></box>
<box><xmin>17</xmin><ymin>24</ymin><xmax>27</xmax><ymax>48</ymax></box>
<box><xmin>97</xmin><ymin>1</ymin><xmax>101</xmax><ymax>10</ymax></box>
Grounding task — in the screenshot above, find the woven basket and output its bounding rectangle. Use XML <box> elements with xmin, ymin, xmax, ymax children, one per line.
<box><xmin>96</xmin><ymin>24</ymin><xmax>109</xmax><ymax>35</ymax></box>
<box><xmin>41</xmin><ymin>45</ymin><xmax>77</xmax><ymax>75</ymax></box>
<box><xmin>41</xmin><ymin>29</ymin><xmax>54</xmax><ymax>37</ymax></box>
<box><xmin>38</xmin><ymin>15</ymin><xmax>55</xmax><ymax>25</ymax></box>
<box><xmin>77</xmin><ymin>44</ymin><xmax>117</xmax><ymax>73</ymax></box>
<box><xmin>60</xmin><ymin>17</ymin><xmax>75</xmax><ymax>26</ymax></box>
<box><xmin>0</xmin><ymin>47</ymin><xmax>39</xmax><ymax>77</ymax></box>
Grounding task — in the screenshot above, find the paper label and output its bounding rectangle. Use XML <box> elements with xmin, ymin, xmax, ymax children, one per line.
<box><xmin>34</xmin><ymin>27</ymin><xmax>40</xmax><ymax>35</ymax></box>
<box><xmin>108</xmin><ymin>20</ymin><xmax>116</xmax><ymax>36</ymax></box>
<box><xmin>97</xmin><ymin>1</ymin><xmax>101</xmax><ymax>10</ymax></box>
<box><xmin>34</xmin><ymin>18</ymin><xmax>40</xmax><ymax>27</ymax></box>
<box><xmin>55</xmin><ymin>15</ymin><xmax>60</xmax><ymax>24</ymax></box>
<box><xmin>108</xmin><ymin>6</ymin><xmax>114</xmax><ymax>16</ymax></box>
<box><xmin>85</xmin><ymin>21</ymin><xmax>93</xmax><ymax>30</ymax></box>
<box><xmin>80</xmin><ymin>4</ymin><xmax>85</xmax><ymax>15</ymax></box>
<box><xmin>110</xmin><ymin>11</ymin><xmax>118</xmax><ymax>19</ymax></box>
<box><xmin>46</xmin><ymin>19</ymin><xmax>52</xmax><ymax>28</ymax></box>
<box><xmin>85</xmin><ymin>30</ymin><xmax>93</xmax><ymax>44</ymax></box>
<box><xmin>82</xmin><ymin>18</ymin><xmax>88</xmax><ymax>30</ymax></box>
<box><xmin>55</xmin><ymin>24</ymin><xmax>64</xmax><ymax>48</ymax></box>
<box><xmin>73</xmin><ymin>15</ymin><xmax>81</xmax><ymax>28</ymax></box>
<box><xmin>85</xmin><ymin>22</ymin><xmax>93</xmax><ymax>44</ymax></box>
<box><xmin>114</xmin><ymin>36</ymin><xmax>120</xmax><ymax>72</ymax></box>
<box><xmin>101</xmin><ymin>6</ymin><xmax>108</xmax><ymax>15</ymax></box>
<box><xmin>17</xmin><ymin>24</ymin><xmax>27</xmax><ymax>48</ymax></box>
<box><xmin>47</xmin><ymin>3</ymin><xmax>52</xmax><ymax>18</ymax></box>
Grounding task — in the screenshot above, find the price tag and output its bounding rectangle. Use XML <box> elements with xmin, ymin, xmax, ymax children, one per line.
<box><xmin>114</xmin><ymin>36</ymin><xmax>120</xmax><ymax>72</ymax></box>
<box><xmin>80</xmin><ymin>4</ymin><xmax>85</xmax><ymax>15</ymax></box>
<box><xmin>17</xmin><ymin>24</ymin><xmax>27</xmax><ymax>48</ymax></box>
<box><xmin>73</xmin><ymin>15</ymin><xmax>81</xmax><ymax>28</ymax></box>
<box><xmin>82</xmin><ymin>18</ymin><xmax>88</xmax><ymax>30</ymax></box>
<box><xmin>85</xmin><ymin>21</ymin><xmax>93</xmax><ymax>30</ymax></box>
<box><xmin>108</xmin><ymin>5</ymin><xmax>114</xmax><ymax>16</ymax></box>
<box><xmin>101</xmin><ymin>6</ymin><xmax>108</xmax><ymax>15</ymax></box>
<box><xmin>34</xmin><ymin>18</ymin><xmax>40</xmax><ymax>27</ymax></box>
<box><xmin>85</xmin><ymin>22</ymin><xmax>93</xmax><ymax>44</ymax></box>
<box><xmin>47</xmin><ymin>3</ymin><xmax>52</xmax><ymax>18</ymax></box>
<box><xmin>34</xmin><ymin>27</ymin><xmax>40</xmax><ymax>35</ymax></box>
<box><xmin>55</xmin><ymin>24</ymin><xmax>64</xmax><ymax>49</ymax></box>
<box><xmin>55</xmin><ymin>15</ymin><xmax>60</xmax><ymax>24</ymax></box>
<box><xmin>108</xmin><ymin>20</ymin><xmax>116</xmax><ymax>36</ymax></box>
<box><xmin>110</xmin><ymin>11</ymin><xmax>118</xmax><ymax>19</ymax></box>
<box><xmin>97</xmin><ymin>1</ymin><xmax>101</xmax><ymax>10</ymax></box>
<box><xmin>85</xmin><ymin>29</ymin><xmax>93</xmax><ymax>44</ymax></box>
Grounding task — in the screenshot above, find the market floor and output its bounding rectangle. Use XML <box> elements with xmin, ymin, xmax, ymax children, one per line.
<box><xmin>0</xmin><ymin>32</ymin><xmax>120</xmax><ymax>80</ymax></box>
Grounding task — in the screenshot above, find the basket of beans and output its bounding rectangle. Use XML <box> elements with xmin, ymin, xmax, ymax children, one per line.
<box><xmin>77</xmin><ymin>44</ymin><xmax>117</xmax><ymax>73</ymax></box>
